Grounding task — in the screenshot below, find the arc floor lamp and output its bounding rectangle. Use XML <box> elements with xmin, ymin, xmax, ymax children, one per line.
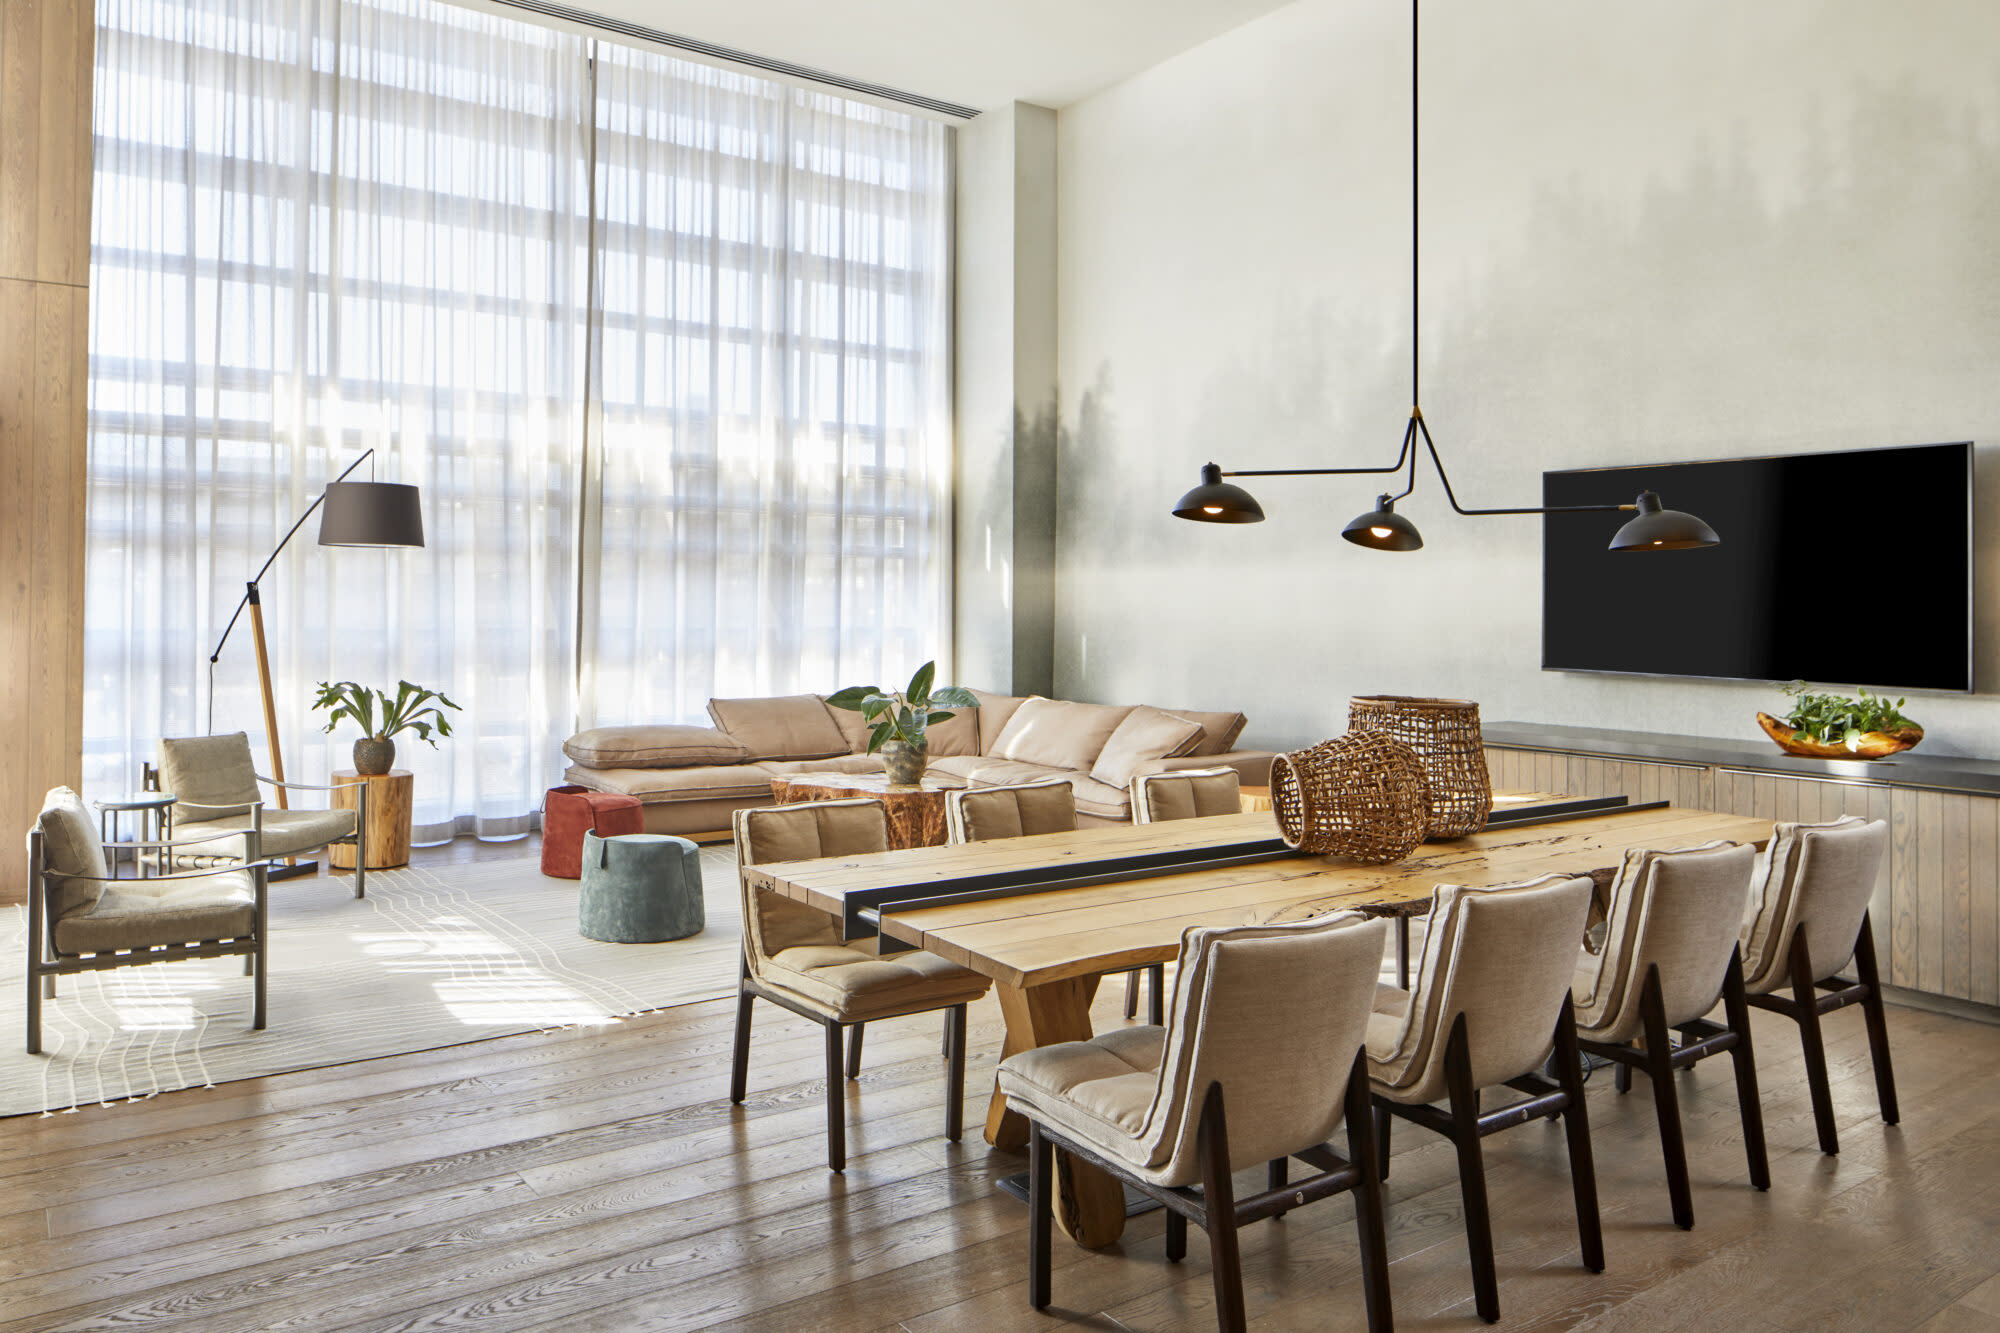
<box><xmin>208</xmin><ymin>450</ymin><xmax>425</xmax><ymax>824</ymax></box>
<box><xmin>1173</xmin><ymin>0</ymin><xmax>1719</xmax><ymax>554</ymax></box>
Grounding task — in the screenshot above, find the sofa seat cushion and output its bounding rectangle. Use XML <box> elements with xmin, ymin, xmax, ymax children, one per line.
<box><xmin>763</xmin><ymin>755</ymin><xmax>886</xmax><ymax>777</ymax></box>
<box><xmin>563</xmin><ymin>725</ymin><xmax>749</xmax><ymax>769</ymax></box>
<box><xmin>53</xmin><ymin>871</ymin><xmax>257</xmax><ymax>955</ymax></box>
<box><xmin>989</xmin><ymin>698</ymin><xmax>1136</xmax><ymax>773</ymax></box>
<box><xmin>565</xmin><ymin>763</ymin><xmax>775</xmax><ymax>804</ymax></box>
<box><xmin>927</xmin><ymin>757</ymin><xmax>1131</xmax><ymax>820</ymax></box>
<box><xmin>997</xmin><ymin>1025</ymin><xmax>1167</xmax><ymax>1155</ymax></box>
<box><xmin>707</xmin><ymin>695</ymin><xmax>849</xmax><ymax>761</ymax></box>
<box><xmin>177</xmin><ymin>807</ymin><xmax>355</xmax><ymax>859</ymax></box>
<box><xmin>762</xmin><ymin>942</ymin><xmax>992</xmax><ymax>1022</ymax></box>
<box><xmin>1090</xmin><ymin>705</ymin><xmax>1205</xmax><ymax>789</ymax></box>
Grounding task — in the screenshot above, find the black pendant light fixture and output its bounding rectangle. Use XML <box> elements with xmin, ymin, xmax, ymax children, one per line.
<box><xmin>1173</xmin><ymin>0</ymin><xmax>1718</xmax><ymax>555</ymax></box>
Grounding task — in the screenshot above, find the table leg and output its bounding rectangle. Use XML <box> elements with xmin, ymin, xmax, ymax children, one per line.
<box><xmin>987</xmin><ymin>975</ymin><xmax>1125</xmax><ymax>1249</ymax></box>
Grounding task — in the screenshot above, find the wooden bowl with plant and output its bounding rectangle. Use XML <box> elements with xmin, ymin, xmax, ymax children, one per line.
<box><xmin>1756</xmin><ymin>681</ymin><xmax>1923</xmax><ymax>760</ymax></box>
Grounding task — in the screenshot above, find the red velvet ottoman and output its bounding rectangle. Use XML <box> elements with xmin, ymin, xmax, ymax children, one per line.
<box><xmin>542</xmin><ymin>785</ymin><xmax>645</xmax><ymax>879</ymax></box>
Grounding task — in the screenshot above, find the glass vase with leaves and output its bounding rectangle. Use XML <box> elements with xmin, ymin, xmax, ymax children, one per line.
<box><xmin>825</xmin><ymin>662</ymin><xmax>978</xmax><ymax>785</ymax></box>
<box><xmin>313</xmin><ymin>680</ymin><xmax>462</xmax><ymax>775</ymax></box>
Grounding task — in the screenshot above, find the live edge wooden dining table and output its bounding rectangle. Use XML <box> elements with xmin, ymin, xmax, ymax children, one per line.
<box><xmin>740</xmin><ymin>802</ymin><xmax>1774</xmax><ymax>1249</ymax></box>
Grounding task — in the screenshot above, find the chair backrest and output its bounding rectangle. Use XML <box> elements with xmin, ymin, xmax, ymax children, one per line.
<box><xmin>32</xmin><ymin>787</ymin><xmax>109</xmax><ymax>921</ymax></box>
<box><xmin>1401</xmin><ymin>874</ymin><xmax>1595</xmax><ymax>1093</ymax></box>
<box><xmin>732</xmin><ymin>798</ymin><xmax>887</xmax><ymax>962</ymax></box>
<box><xmin>945</xmin><ymin>778</ymin><xmax>1076</xmax><ymax>843</ymax></box>
<box><xmin>1139</xmin><ymin>911</ymin><xmax>1387</xmax><ymax>1184</ymax></box>
<box><xmin>1740</xmin><ymin>816</ymin><xmax>1887</xmax><ymax>991</ymax></box>
<box><xmin>1573</xmin><ymin>840</ymin><xmax>1755</xmax><ymax>1040</ymax></box>
<box><xmin>158</xmin><ymin>732</ymin><xmax>261</xmax><ymax>820</ymax></box>
<box><xmin>1130</xmin><ymin>768</ymin><xmax>1241</xmax><ymax>824</ymax></box>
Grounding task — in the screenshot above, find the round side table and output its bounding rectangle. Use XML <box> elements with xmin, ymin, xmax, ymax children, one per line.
<box><xmin>329</xmin><ymin>770</ymin><xmax>415</xmax><ymax>870</ymax></box>
<box><xmin>94</xmin><ymin>793</ymin><xmax>176</xmax><ymax>877</ymax></box>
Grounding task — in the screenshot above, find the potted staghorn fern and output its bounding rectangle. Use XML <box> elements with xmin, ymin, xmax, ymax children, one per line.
<box><xmin>312</xmin><ymin>679</ymin><xmax>462</xmax><ymax>775</ymax></box>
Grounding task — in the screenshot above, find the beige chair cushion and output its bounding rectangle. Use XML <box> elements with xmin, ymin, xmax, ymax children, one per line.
<box><xmin>1131</xmin><ymin>769</ymin><xmax>1242</xmax><ymax>824</ymax></box>
<box><xmin>565</xmin><ymin>763</ymin><xmax>776</xmax><ymax>803</ymax></box>
<box><xmin>158</xmin><ymin>732</ymin><xmax>261</xmax><ymax>820</ymax></box>
<box><xmin>35</xmin><ymin>787</ymin><xmax>110</xmax><ymax>921</ymax></box>
<box><xmin>999</xmin><ymin>912</ymin><xmax>1387</xmax><ymax>1188</ymax></box>
<box><xmin>1368</xmin><ymin>873</ymin><xmax>1594</xmax><ymax>1107</ymax></box>
<box><xmin>733</xmin><ymin>798</ymin><xmax>886</xmax><ymax>958</ymax></box>
<box><xmin>707</xmin><ymin>695</ymin><xmax>849</xmax><ymax>761</ymax></box>
<box><xmin>989</xmin><ymin>698</ymin><xmax>1135</xmax><ymax>772</ymax></box>
<box><xmin>52</xmin><ymin>871</ymin><xmax>257</xmax><ymax>955</ymax></box>
<box><xmin>971</xmin><ymin>690</ymin><xmax>1029</xmax><ymax>753</ymax></box>
<box><xmin>1089</xmin><ymin>706</ymin><xmax>1204</xmax><ymax>789</ymax></box>
<box><xmin>761</xmin><ymin>942</ymin><xmax>991</xmax><ymax>1022</ymax></box>
<box><xmin>1164</xmin><ymin>708</ymin><xmax>1249</xmax><ymax>757</ymax></box>
<box><xmin>1740</xmin><ymin>815</ymin><xmax>1886</xmax><ymax>994</ymax></box>
<box><xmin>175</xmin><ymin>807</ymin><xmax>355</xmax><ymax>859</ymax></box>
<box><xmin>947</xmin><ymin>779</ymin><xmax>1077</xmax><ymax>843</ymax></box>
<box><xmin>562</xmin><ymin>725</ymin><xmax>749</xmax><ymax>769</ymax></box>
<box><xmin>1571</xmin><ymin>840</ymin><xmax>1754</xmax><ymax>1045</ymax></box>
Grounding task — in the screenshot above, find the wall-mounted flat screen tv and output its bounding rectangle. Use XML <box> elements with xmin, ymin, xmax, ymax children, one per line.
<box><xmin>1542</xmin><ymin>442</ymin><xmax>1973</xmax><ymax>693</ymax></box>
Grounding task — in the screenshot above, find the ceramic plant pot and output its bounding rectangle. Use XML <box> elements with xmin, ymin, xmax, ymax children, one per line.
<box><xmin>353</xmin><ymin>736</ymin><xmax>396</xmax><ymax>775</ymax></box>
<box><xmin>880</xmin><ymin>739</ymin><xmax>928</xmax><ymax>786</ymax></box>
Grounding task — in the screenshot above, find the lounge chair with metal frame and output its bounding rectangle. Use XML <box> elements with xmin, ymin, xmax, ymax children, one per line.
<box><xmin>27</xmin><ymin>786</ymin><xmax>271</xmax><ymax>1054</ymax></box>
<box><xmin>1368</xmin><ymin>872</ymin><xmax>1601</xmax><ymax>1324</ymax></box>
<box><xmin>1572</xmin><ymin>839</ymin><xmax>1769</xmax><ymax>1229</ymax></box>
<box><xmin>997</xmin><ymin>910</ymin><xmax>1393</xmax><ymax>1333</ymax></box>
<box><xmin>149</xmin><ymin>731</ymin><xmax>367</xmax><ymax>895</ymax></box>
<box><xmin>729</xmin><ymin>797</ymin><xmax>992</xmax><ymax>1172</ymax></box>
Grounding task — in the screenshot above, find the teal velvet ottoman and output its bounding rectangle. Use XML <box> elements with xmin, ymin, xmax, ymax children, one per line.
<box><xmin>578</xmin><ymin>832</ymin><xmax>705</xmax><ymax>943</ymax></box>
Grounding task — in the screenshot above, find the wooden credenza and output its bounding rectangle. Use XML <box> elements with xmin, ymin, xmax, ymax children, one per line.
<box><xmin>1485</xmin><ymin>723</ymin><xmax>2000</xmax><ymax>1010</ymax></box>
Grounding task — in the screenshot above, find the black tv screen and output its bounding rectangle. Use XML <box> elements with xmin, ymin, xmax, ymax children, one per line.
<box><xmin>1542</xmin><ymin>442</ymin><xmax>1973</xmax><ymax>692</ymax></box>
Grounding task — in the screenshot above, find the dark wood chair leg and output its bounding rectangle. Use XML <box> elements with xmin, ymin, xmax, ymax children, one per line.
<box><xmin>1196</xmin><ymin>1084</ymin><xmax>1247</xmax><ymax>1333</ymax></box>
<box><xmin>1123</xmin><ymin>969</ymin><xmax>1140</xmax><ymax>1019</ymax></box>
<box><xmin>1373</xmin><ymin>1103</ymin><xmax>1392</xmax><ymax>1181</ymax></box>
<box><xmin>1147</xmin><ymin>963</ymin><xmax>1165</xmax><ymax>1026</ymax></box>
<box><xmin>1722</xmin><ymin>948</ymin><xmax>1770</xmax><ymax>1190</ymax></box>
<box><xmin>845</xmin><ymin>1021</ymin><xmax>865</xmax><ymax>1080</ymax></box>
<box><xmin>1854</xmin><ymin>913</ymin><xmax>1900</xmax><ymax>1125</ymax></box>
<box><xmin>1637</xmin><ymin>965</ymin><xmax>1693</xmax><ymax>1229</ymax></box>
<box><xmin>1614</xmin><ymin>1054</ymin><xmax>1632</xmax><ymax>1095</ymax></box>
<box><xmin>1028</xmin><ymin>1121</ymin><xmax>1054</xmax><ymax>1308</ymax></box>
<box><xmin>824</xmin><ymin>1020</ymin><xmax>847</xmax><ymax>1172</ymax></box>
<box><xmin>1442</xmin><ymin>1015</ymin><xmax>1501</xmax><ymax>1323</ymax></box>
<box><xmin>729</xmin><ymin>987</ymin><xmax>755</xmax><ymax>1104</ymax></box>
<box><xmin>1165</xmin><ymin>1207</ymin><xmax>1187</xmax><ymax>1262</ymax></box>
<box><xmin>1345</xmin><ymin>1052</ymin><xmax>1394</xmax><ymax>1333</ymax></box>
<box><xmin>944</xmin><ymin>1004</ymin><xmax>967</xmax><ymax>1142</ymax></box>
<box><xmin>1555</xmin><ymin>995</ymin><xmax>1605</xmax><ymax>1273</ymax></box>
<box><xmin>1786</xmin><ymin>925</ymin><xmax>1841</xmax><ymax>1155</ymax></box>
<box><xmin>1268</xmin><ymin>1156</ymin><xmax>1289</xmax><ymax>1196</ymax></box>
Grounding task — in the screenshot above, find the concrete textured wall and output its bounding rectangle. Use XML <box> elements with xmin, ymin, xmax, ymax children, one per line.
<box><xmin>1051</xmin><ymin>0</ymin><xmax>2000</xmax><ymax>755</ymax></box>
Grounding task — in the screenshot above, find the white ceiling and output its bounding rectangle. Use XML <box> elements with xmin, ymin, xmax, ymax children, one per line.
<box><xmin>565</xmin><ymin>0</ymin><xmax>1296</xmax><ymax>112</ymax></box>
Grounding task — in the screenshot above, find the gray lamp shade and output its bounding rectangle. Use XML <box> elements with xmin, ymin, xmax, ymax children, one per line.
<box><xmin>317</xmin><ymin>481</ymin><xmax>426</xmax><ymax>548</ymax></box>
<box><xmin>1608</xmin><ymin>490</ymin><xmax>1718</xmax><ymax>551</ymax></box>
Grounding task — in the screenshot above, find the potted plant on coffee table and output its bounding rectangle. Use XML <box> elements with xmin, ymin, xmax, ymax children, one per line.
<box><xmin>826</xmin><ymin>662</ymin><xmax>978</xmax><ymax>785</ymax></box>
<box><xmin>312</xmin><ymin>679</ymin><xmax>462</xmax><ymax>775</ymax></box>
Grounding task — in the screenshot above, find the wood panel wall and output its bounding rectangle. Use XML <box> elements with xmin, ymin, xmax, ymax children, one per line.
<box><xmin>1486</xmin><ymin>744</ymin><xmax>2000</xmax><ymax>1009</ymax></box>
<box><xmin>1</xmin><ymin>0</ymin><xmax>95</xmax><ymax>900</ymax></box>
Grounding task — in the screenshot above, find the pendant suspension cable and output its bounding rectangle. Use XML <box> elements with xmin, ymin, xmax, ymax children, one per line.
<box><xmin>1412</xmin><ymin>0</ymin><xmax>1419</xmax><ymax>415</ymax></box>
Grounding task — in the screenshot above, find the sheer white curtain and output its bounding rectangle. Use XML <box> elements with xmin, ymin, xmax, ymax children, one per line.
<box><xmin>87</xmin><ymin>0</ymin><xmax>590</xmax><ymax>837</ymax></box>
<box><xmin>582</xmin><ymin>45</ymin><xmax>954</xmax><ymax>727</ymax></box>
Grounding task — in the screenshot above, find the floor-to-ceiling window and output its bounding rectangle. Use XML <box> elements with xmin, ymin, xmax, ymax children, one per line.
<box><xmin>84</xmin><ymin>0</ymin><xmax>953</xmax><ymax>838</ymax></box>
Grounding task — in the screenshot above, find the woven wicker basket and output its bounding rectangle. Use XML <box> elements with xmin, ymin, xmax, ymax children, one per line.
<box><xmin>1348</xmin><ymin>695</ymin><xmax>1492</xmax><ymax>838</ymax></box>
<box><xmin>1269</xmin><ymin>732</ymin><xmax>1430</xmax><ymax>864</ymax></box>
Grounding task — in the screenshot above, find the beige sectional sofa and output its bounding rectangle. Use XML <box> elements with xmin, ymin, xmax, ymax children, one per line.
<box><xmin>561</xmin><ymin>690</ymin><xmax>1275</xmax><ymax>837</ymax></box>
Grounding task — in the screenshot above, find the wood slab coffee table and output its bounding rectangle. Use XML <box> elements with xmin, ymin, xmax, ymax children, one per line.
<box><xmin>768</xmin><ymin>771</ymin><xmax>967</xmax><ymax>849</ymax></box>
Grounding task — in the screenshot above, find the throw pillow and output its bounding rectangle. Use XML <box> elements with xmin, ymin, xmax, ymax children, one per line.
<box><xmin>988</xmin><ymin>698</ymin><xmax>1136</xmax><ymax>773</ymax></box>
<box><xmin>707</xmin><ymin>695</ymin><xmax>850</xmax><ymax>761</ymax></box>
<box><xmin>1090</xmin><ymin>706</ymin><xmax>1206</xmax><ymax>789</ymax></box>
<box><xmin>1161</xmin><ymin>708</ymin><xmax>1249</xmax><ymax>756</ymax></box>
<box><xmin>562</xmin><ymin>725</ymin><xmax>751</xmax><ymax>769</ymax></box>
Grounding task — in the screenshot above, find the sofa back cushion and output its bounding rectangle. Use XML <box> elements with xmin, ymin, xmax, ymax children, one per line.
<box><xmin>988</xmin><ymin>698</ymin><xmax>1136</xmax><ymax>773</ymax></box>
<box><xmin>1089</xmin><ymin>705</ymin><xmax>1206</xmax><ymax>789</ymax></box>
<box><xmin>707</xmin><ymin>695</ymin><xmax>849</xmax><ymax>761</ymax></box>
<box><xmin>563</xmin><ymin>725</ymin><xmax>750</xmax><ymax>769</ymax></box>
<box><xmin>971</xmin><ymin>690</ymin><xmax>1028</xmax><ymax>753</ymax></box>
<box><xmin>1163</xmin><ymin>708</ymin><xmax>1248</xmax><ymax>756</ymax></box>
<box><xmin>925</xmin><ymin>706</ymin><xmax>979</xmax><ymax>757</ymax></box>
<box><xmin>820</xmin><ymin>697</ymin><xmax>875</xmax><ymax>753</ymax></box>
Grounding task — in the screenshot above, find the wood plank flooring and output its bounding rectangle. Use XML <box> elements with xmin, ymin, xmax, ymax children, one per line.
<box><xmin>4</xmin><ymin>835</ymin><xmax>2000</xmax><ymax>1331</ymax></box>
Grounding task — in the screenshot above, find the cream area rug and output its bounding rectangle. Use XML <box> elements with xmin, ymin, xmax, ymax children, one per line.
<box><xmin>0</xmin><ymin>846</ymin><xmax>743</xmax><ymax>1117</ymax></box>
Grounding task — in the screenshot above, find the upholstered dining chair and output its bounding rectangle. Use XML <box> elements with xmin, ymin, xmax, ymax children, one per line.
<box><xmin>151</xmin><ymin>732</ymin><xmax>368</xmax><ymax>896</ymax></box>
<box><xmin>1369</xmin><ymin>872</ymin><xmax>1600</xmax><ymax>1324</ymax></box>
<box><xmin>27</xmin><ymin>787</ymin><xmax>271</xmax><ymax>1054</ymax></box>
<box><xmin>997</xmin><ymin>911</ymin><xmax>1393</xmax><ymax>1333</ymax></box>
<box><xmin>1129</xmin><ymin>767</ymin><xmax>1242</xmax><ymax>824</ymax></box>
<box><xmin>946</xmin><ymin>778</ymin><xmax>1166</xmax><ymax>1025</ymax></box>
<box><xmin>730</xmin><ymin>797</ymin><xmax>992</xmax><ymax>1172</ymax></box>
<box><xmin>1572</xmin><ymin>840</ymin><xmax>1768</xmax><ymax>1229</ymax></box>
<box><xmin>1738</xmin><ymin>815</ymin><xmax>1897</xmax><ymax>1156</ymax></box>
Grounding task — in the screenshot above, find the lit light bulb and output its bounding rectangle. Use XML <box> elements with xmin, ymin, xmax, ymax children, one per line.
<box><xmin>1370</xmin><ymin>526</ymin><xmax>1392</xmax><ymax>539</ymax></box>
<box><xmin>1203</xmin><ymin>506</ymin><xmax>1224</xmax><ymax>515</ymax></box>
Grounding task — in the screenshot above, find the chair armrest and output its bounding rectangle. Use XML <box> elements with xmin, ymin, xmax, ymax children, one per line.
<box><xmin>173</xmin><ymin>797</ymin><xmax>267</xmax><ymax>813</ymax></box>
<box><xmin>51</xmin><ymin>861</ymin><xmax>274</xmax><ymax>885</ymax></box>
<box><xmin>256</xmin><ymin>774</ymin><xmax>362</xmax><ymax>792</ymax></box>
<box><xmin>111</xmin><ymin>829</ymin><xmax>261</xmax><ymax>852</ymax></box>
<box><xmin>1130</xmin><ymin>750</ymin><xmax>1276</xmax><ymax>785</ymax></box>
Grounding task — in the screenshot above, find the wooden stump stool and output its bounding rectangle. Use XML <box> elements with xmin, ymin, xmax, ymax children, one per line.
<box><xmin>330</xmin><ymin>770</ymin><xmax>414</xmax><ymax>870</ymax></box>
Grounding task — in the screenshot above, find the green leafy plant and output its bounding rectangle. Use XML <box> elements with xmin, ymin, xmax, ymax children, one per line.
<box><xmin>312</xmin><ymin>679</ymin><xmax>461</xmax><ymax>745</ymax></box>
<box><xmin>1780</xmin><ymin>681</ymin><xmax>1919</xmax><ymax>750</ymax></box>
<box><xmin>825</xmin><ymin>661</ymin><xmax>978</xmax><ymax>754</ymax></box>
